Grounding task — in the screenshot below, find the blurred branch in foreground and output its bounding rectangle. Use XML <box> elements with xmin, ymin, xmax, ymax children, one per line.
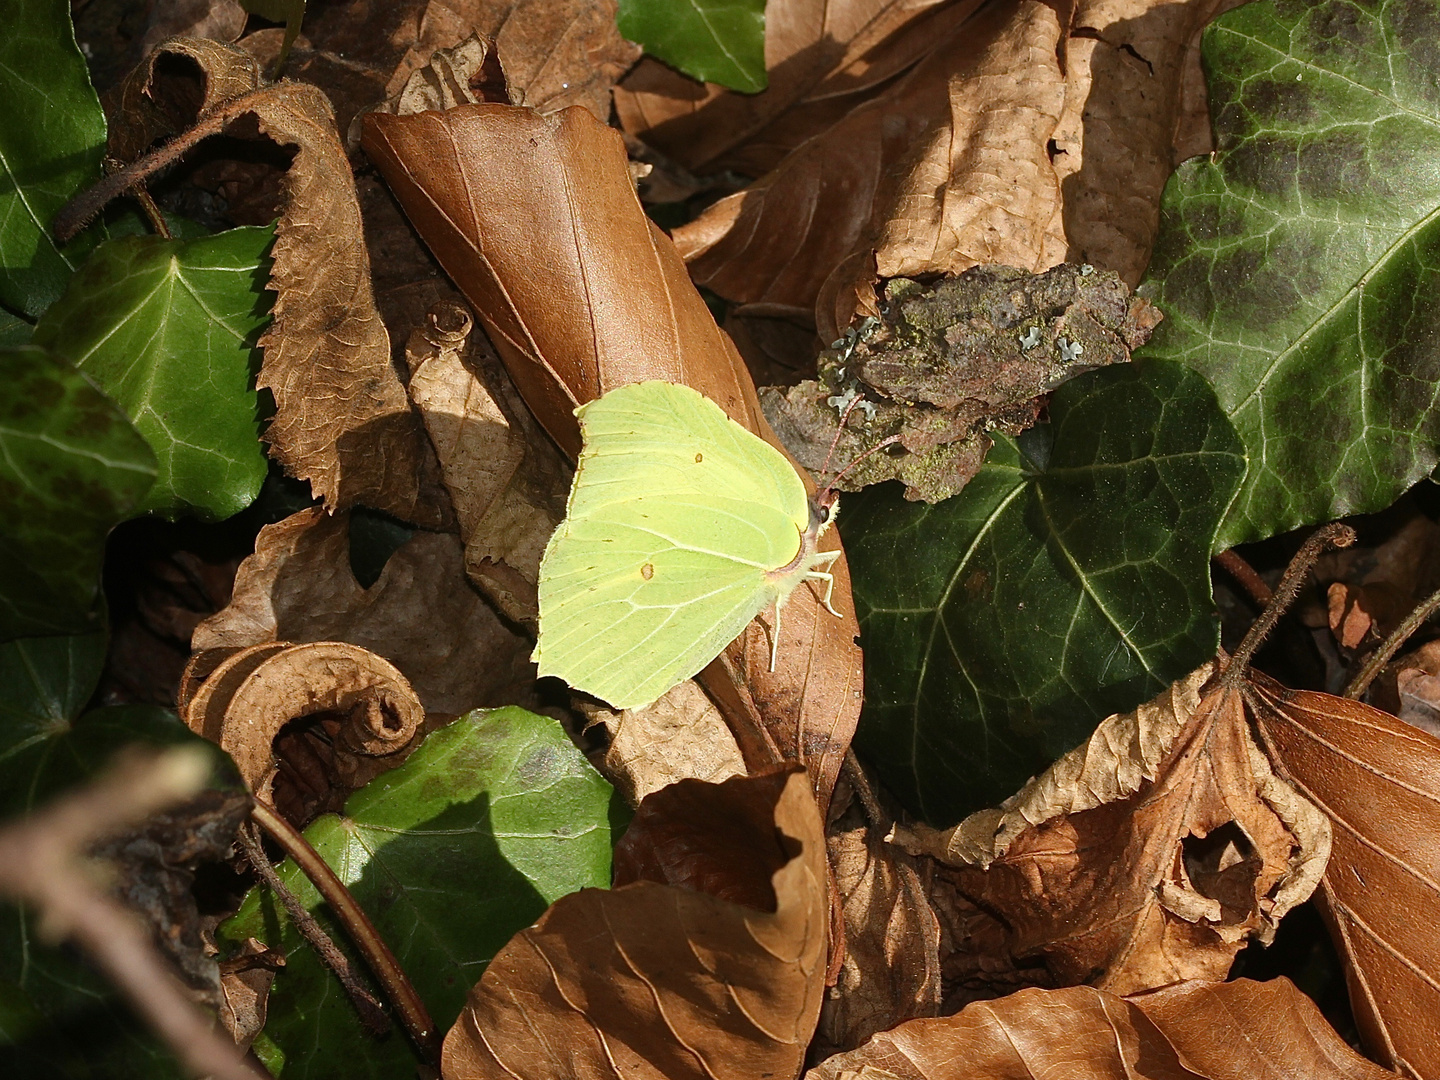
<box><xmin>0</xmin><ymin>745</ymin><xmax>269</xmax><ymax>1080</ymax></box>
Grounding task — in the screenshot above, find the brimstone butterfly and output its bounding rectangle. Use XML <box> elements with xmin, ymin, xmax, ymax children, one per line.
<box><xmin>533</xmin><ymin>380</ymin><xmax>842</xmax><ymax>710</ymax></box>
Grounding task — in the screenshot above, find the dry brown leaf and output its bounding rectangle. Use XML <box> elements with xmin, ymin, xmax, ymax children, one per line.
<box><xmin>441</xmin><ymin>769</ymin><xmax>827</xmax><ymax>1080</ymax></box>
<box><xmin>178</xmin><ymin>640</ymin><xmax>425</xmax><ymax>802</ymax></box>
<box><xmin>581</xmin><ymin>680</ymin><xmax>747</xmax><ymax>806</ymax></box>
<box><xmin>403</xmin><ymin>301</ymin><xmax>570</xmax><ymax>623</ymax></box>
<box><xmin>1051</xmin><ymin>0</ymin><xmax>1250</xmax><ymax>282</ymax></box>
<box><xmin>139</xmin><ymin>0</ymin><xmax>246</xmax><ymax>58</ymax></box>
<box><xmin>895</xmin><ymin>663</ymin><xmax>1331</xmax><ymax>995</ymax></box>
<box><xmin>1246</xmin><ymin>671</ymin><xmax>1440</xmax><ymax>1080</ymax></box>
<box><xmin>614</xmin><ymin>0</ymin><xmax>985</xmax><ymax>178</ymax></box>
<box><xmin>362</xmin><ymin>102</ymin><xmax>865</xmax><ymax>811</ymax></box>
<box><xmin>192</xmin><ymin>507</ymin><xmax>536</xmax><ymax>715</ymax></box>
<box><xmin>674</xmin><ymin>1</ymin><xmax>1068</xmax><ymax>340</ymax></box>
<box><xmin>818</xmin><ymin>801</ymin><xmax>941</xmax><ymax>1054</ymax></box>
<box><xmin>217</xmin><ymin>939</ymin><xmax>283</xmax><ymax>1052</ymax></box>
<box><xmin>107</xmin><ymin>39</ymin><xmax>452</xmax><ymax>525</ymax></box>
<box><xmin>807</xmin><ymin>978</ymin><xmax>1394</xmax><ymax>1080</ymax></box>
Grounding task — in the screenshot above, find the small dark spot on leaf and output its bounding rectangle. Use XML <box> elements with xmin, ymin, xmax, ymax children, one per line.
<box><xmin>640</xmin><ymin>562</ymin><xmax>654</xmax><ymax>580</ymax></box>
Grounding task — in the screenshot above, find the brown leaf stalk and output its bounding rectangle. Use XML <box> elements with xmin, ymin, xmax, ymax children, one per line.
<box><xmin>1224</xmin><ymin>524</ymin><xmax>1357</xmax><ymax>684</ymax></box>
<box><xmin>250</xmin><ymin>799</ymin><xmax>440</xmax><ymax>1065</ymax></box>
<box><xmin>234</xmin><ymin>820</ymin><xmax>390</xmax><ymax>1036</ymax></box>
<box><xmin>1344</xmin><ymin>581</ymin><xmax>1440</xmax><ymax>699</ymax></box>
<box><xmin>1212</xmin><ymin>548</ymin><xmax>1273</xmax><ymax>607</ymax></box>
<box><xmin>0</xmin><ymin>747</ymin><xmax>269</xmax><ymax>1080</ymax></box>
<box><xmin>52</xmin><ymin>87</ymin><xmax>279</xmax><ymax>242</ymax></box>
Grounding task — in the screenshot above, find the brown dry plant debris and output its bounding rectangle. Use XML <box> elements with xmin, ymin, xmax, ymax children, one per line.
<box><xmin>441</xmin><ymin>769</ymin><xmax>827</xmax><ymax>1080</ymax></box>
<box><xmin>656</xmin><ymin>0</ymin><xmax>1246</xmax><ymax>340</ymax></box>
<box><xmin>895</xmin><ymin>663</ymin><xmax>1331</xmax><ymax>995</ymax></box>
<box><xmin>806</xmin><ymin>978</ymin><xmax>1394</xmax><ymax>1080</ymax></box>
<box><xmin>361</xmin><ymin>101</ymin><xmax>865</xmax><ymax>812</ymax></box>
<box><xmin>192</xmin><ymin>506</ymin><xmax>536</xmax><ymax>715</ymax></box>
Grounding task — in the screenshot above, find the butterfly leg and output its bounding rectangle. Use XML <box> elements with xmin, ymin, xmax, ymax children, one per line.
<box><xmin>806</xmin><ymin>549</ymin><xmax>844</xmax><ymax>617</ymax></box>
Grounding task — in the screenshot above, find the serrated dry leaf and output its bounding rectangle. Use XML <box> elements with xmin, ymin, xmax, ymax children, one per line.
<box><xmin>107</xmin><ymin>40</ymin><xmax>452</xmax><ymax>525</ymax></box>
<box><xmin>582</xmin><ymin>680</ymin><xmax>747</xmax><ymax>806</ymax></box>
<box><xmin>614</xmin><ymin>0</ymin><xmax>985</xmax><ymax>178</ymax></box>
<box><xmin>361</xmin><ymin>102</ymin><xmax>864</xmax><ymax>811</ymax></box>
<box><xmin>675</xmin><ymin>0</ymin><xmax>1068</xmax><ymax>340</ymax></box>
<box><xmin>807</xmin><ymin>978</ymin><xmax>1393</xmax><ymax>1080</ymax></box>
<box><xmin>192</xmin><ymin>507</ymin><xmax>536</xmax><ymax>715</ymax></box>
<box><xmin>441</xmin><ymin>769</ymin><xmax>827</xmax><ymax>1080</ymax></box>
<box><xmin>895</xmin><ymin>663</ymin><xmax>1331</xmax><ymax>995</ymax></box>
<box><xmin>1246</xmin><ymin>672</ymin><xmax>1440</xmax><ymax>1080</ymax></box>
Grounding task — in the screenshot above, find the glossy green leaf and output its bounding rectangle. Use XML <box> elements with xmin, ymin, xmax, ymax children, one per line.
<box><xmin>33</xmin><ymin>229</ymin><xmax>274</xmax><ymax>520</ymax></box>
<box><xmin>0</xmin><ymin>309</ymin><xmax>30</xmax><ymax>347</ymax></box>
<box><xmin>0</xmin><ymin>0</ymin><xmax>105</xmax><ymax>318</ymax></box>
<box><xmin>1137</xmin><ymin>0</ymin><xmax>1440</xmax><ymax>548</ymax></box>
<box><xmin>221</xmin><ymin>707</ymin><xmax>616</xmax><ymax>1080</ymax></box>
<box><xmin>842</xmin><ymin>361</ymin><xmax>1246</xmax><ymax>823</ymax></box>
<box><xmin>617</xmin><ymin>0</ymin><xmax>767</xmax><ymax>94</ymax></box>
<box><xmin>0</xmin><ymin>631</ymin><xmax>105</xmax><ymax>760</ymax></box>
<box><xmin>0</xmin><ymin>346</ymin><xmax>156</xmax><ymax>639</ymax></box>
<box><xmin>0</xmin><ymin>705</ymin><xmax>230</xmax><ymax>1080</ymax></box>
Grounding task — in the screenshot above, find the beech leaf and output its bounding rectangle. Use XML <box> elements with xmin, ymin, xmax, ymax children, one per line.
<box><xmin>0</xmin><ymin>0</ymin><xmax>104</xmax><ymax>317</ymax></box>
<box><xmin>617</xmin><ymin>0</ymin><xmax>768</xmax><ymax>94</ymax></box>
<box><xmin>31</xmin><ymin>230</ymin><xmax>271</xmax><ymax>520</ymax></box>
<box><xmin>1138</xmin><ymin>0</ymin><xmax>1440</xmax><ymax>546</ymax></box>
<box><xmin>222</xmin><ymin>707</ymin><xmax>616</xmax><ymax>1080</ymax></box>
<box><xmin>843</xmin><ymin>360</ymin><xmax>1246</xmax><ymax>821</ymax></box>
<box><xmin>806</xmin><ymin>978</ymin><xmax>1394</xmax><ymax>1080</ymax></box>
<box><xmin>1247</xmin><ymin>671</ymin><xmax>1440</xmax><ymax>1079</ymax></box>
<box><xmin>441</xmin><ymin>769</ymin><xmax>826</xmax><ymax>1080</ymax></box>
<box><xmin>0</xmin><ymin>346</ymin><xmax>156</xmax><ymax>638</ymax></box>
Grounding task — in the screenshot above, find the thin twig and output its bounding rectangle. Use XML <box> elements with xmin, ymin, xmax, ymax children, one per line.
<box><xmin>0</xmin><ymin>747</ymin><xmax>269</xmax><ymax>1080</ymax></box>
<box><xmin>251</xmin><ymin>800</ymin><xmax>440</xmax><ymax>1065</ymax></box>
<box><xmin>1213</xmin><ymin>548</ymin><xmax>1273</xmax><ymax>606</ymax></box>
<box><xmin>234</xmin><ymin>821</ymin><xmax>389</xmax><ymax>1035</ymax></box>
<box><xmin>842</xmin><ymin>749</ymin><xmax>890</xmax><ymax>834</ymax></box>
<box><xmin>1344</xmin><ymin>581</ymin><xmax>1440</xmax><ymax>699</ymax></box>
<box><xmin>53</xmin><ymin>87</ymin><xmax>278</xmax><ymax>242</ymax></box>
<box><xmin>1224</xmin><ymin>523</ymin><xmax>1356</xmax><ymax>686</ymax></box>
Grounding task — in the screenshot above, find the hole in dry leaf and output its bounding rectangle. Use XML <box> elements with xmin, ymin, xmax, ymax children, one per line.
<box><xmin>1119</xmin><ymin>42</ymin><xmax>1156</xmax><ymax>76</ymax></box>
<box><xmin>149</xmin><ymin>52</ymin><xmax>209</xmax><ymax>132</ymax></box>
<box><xmin>1047</xmin><ymin>139</ymin><xmax>1066</xmax><ymax>163</ymax></box>
<box><xmin>271</xmin><ymin>711</ymin><xmax>349</xmax><ymax>827</ymax></box>
<box><xmin>1181</xmin><ymin>822</ymin><xmax>1261</xmax><ymax>918</ymax></box>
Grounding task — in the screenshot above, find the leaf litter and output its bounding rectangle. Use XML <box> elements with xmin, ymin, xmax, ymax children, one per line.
<box><xmin>14</xmin><ymin>0</ymin><xmax>1440</xmax><ymax>1078</ymax></box>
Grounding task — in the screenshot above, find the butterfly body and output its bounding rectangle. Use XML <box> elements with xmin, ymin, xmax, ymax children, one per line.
<box><xmin>534</xmin><ymin>381</ymin><xmax>840</xmax><ymax>710</ymax></box>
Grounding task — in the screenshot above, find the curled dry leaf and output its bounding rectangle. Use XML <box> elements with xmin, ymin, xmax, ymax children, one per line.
<box><xmin>362</xmin><ymin>102</ymin><xmax>864</xmax><ymax>810</ymax></box>
<box><xmin>404</xmin><ymin>300</ymin><xmax>569</xmax><ymax>624</ymax></box>
<box><xmin>581</xmin><ymin>679</ymin><xmax>747</xmax><ymax>806</ymax></box>
<box><xmin>1246</xmin><ymin>671</ymin><xmax>1440</xmax><ymax>1080</ymax></box>
<box><xmin>107</xmin><ymin>39</ymin><xmax>451</xmax><ymax>525</ymax></box>
<box><xmin>178</xmin><ymin>640</ymin><xmax>425</xmax><ymax>803</ymax></box>
<box><xmin>806</xmin><ymin>978</ymin><xmax>1394</xmax><ymax>1080</ymax></box>
<box><xmin>441</xmin><ymin>769</ymin><xmax>827</xmax><ymax>1080</ymax></box>
<box><xmin>192</xmin><ymin>507</ymin><xmax>536</xmax><ymax>714</ymax></box>
<box><xmin>895</xmin><ymin>663</ymin><xmax>1331</xmax><ymax>994</ymax></box>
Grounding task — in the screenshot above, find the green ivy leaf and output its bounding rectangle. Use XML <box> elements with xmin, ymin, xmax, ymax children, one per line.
<box><xmin>617</xmin><ymin>0</ymin><xmax>767</xmax><ymax>94</ymax></box>
<box><xmin>1137</xmin><ymin>0</ymin><xmax>1440</xmax><ymax>548</ymax></box>
<box><xmin>0</xmin><ymin>0</ymin><xmax>105</xmax><ymax>318</ymax></box>
<box><xmin>221</xmin><ymin>707</ymin><xmax>617</xmax><ymax>1080</ymax></box>
<box><xmin>0</xmin><ymin>310</ymin><xmax>30</xmax><ymax>347</ymax></box>
<box><xmin>0</xmin><ymin>347</ymin><xmax>156</xmax><ymax>639</ymax></box>
<box><xmin>0</xmin><ymin>631</ymin><xmax>105</xmax><ymax>759</ymax></box>
<box><xmin>33</xmin><ymin>229</ymin><xmax>274</xmax><ymax>520</ymax></box>
<box><xmin>842</xmin><ymin>361</ymin><xmax>1246</xmax><ymax>823</ymax></box>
